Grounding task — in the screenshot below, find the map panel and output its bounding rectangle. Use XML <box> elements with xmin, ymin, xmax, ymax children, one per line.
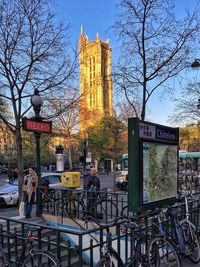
<box><xmin>143</xmin><ymin>142</ymin><xmax>178</xmax><ymax>204</ymax></box>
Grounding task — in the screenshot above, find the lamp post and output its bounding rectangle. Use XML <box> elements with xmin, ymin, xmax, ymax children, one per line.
<box><xmin>191</xmin><ymin>59</ymin><xmax>200</xmax><ymax>111</ymax></box>
<box><xmin>31</xmin><ymin>89</ymin><xmax>43</xmax><ymax>216</ymax></box>
<box><xmin>83</xmin><ymin>132</ymin><xmax>88</xmax><ymax>172</ymax></box>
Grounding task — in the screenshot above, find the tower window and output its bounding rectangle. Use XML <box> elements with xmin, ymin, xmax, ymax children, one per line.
<box><xmin>90</xmin><ymin>92</ymin><xmax>92</xmax><ymax>107</ymax></box>
<box><xmin>90</xmin><ymin>58</ymin><xmax>92</xmax><ymax>87</ymax></box>
<box><xmin>93</xmin><ymin>56</ymin><xmax>95</xmax><ymax>85</ymax></box>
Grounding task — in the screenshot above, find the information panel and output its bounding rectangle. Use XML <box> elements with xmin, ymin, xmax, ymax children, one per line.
<box><xmin>128</xmin><ymin>118</ymin><xmax>179</xmax><ymax>212</ymax></box>
<box><xmin>143</xmin><ymin>142</ymin><xmax>177</xmax><ymax>204</ymax></box>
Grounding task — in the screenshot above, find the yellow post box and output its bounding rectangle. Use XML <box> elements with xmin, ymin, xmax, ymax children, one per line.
<box><xmin>61</xmin><ymin>172</ymin><xmax>80</xmax><ymax>188</ymax></box>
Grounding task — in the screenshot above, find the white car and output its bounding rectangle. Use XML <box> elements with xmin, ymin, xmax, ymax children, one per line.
<box><xmin>0</xmin><ymin>172</ymin><xmax>62</xmax><ymax>207</ymax></box>
<box><xmin>41</xmin><ymin>172</ymin><xmax>62</xmax><ymax>189</ymax></box>
<box><xmin>115</xmin><ymin>175</ymin><xmax>128</xmax><ymax>191</ymax></box>
<box><xmin>0</xmin><ymin>180</ymin><xmax>19</xmax><ymax>206</ymax></box>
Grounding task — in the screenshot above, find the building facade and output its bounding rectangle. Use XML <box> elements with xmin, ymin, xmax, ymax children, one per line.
<box><xmin>79</xmin><ymin>27</ymin><xmax>112</xmax><ymax>134</ymax></box>
<box><xmin>0</xmin><ymin>122</ymin><xmax>16</xmax><ymax>166</ymax></box>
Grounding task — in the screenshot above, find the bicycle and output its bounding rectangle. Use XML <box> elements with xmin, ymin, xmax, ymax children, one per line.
<box><xmin>44</xmin><ymin>187</ymin><xmax>119</xmax><ymax>223</ymax></box>
<box><xmin>175</xmin><ymin>193</ymin><xmax>200</xmax><ymax>263</ymax></box>
<box><xmin>147</xmin><ymin>194</ymin><xmax>200</xmax><ymax>266</ymax></box>
<box><xmin>0</xmin><ymin>225</ymin><xmax>61</xmax><ymax>267</ymax></box>
<box><xmin>84</xmin><ymin>215</ymin><xmax>149</xmax><ymax>267</ymax></box>
<box><xmin>147</xmin><ymin>208</ymin><xmax>181</xmax><ymax>267</ymax></box>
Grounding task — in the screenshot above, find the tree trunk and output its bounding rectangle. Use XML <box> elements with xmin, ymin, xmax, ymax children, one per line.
<box><xmin>68</xmin><ymin>146</ymin><xmax>73</xmax><ymax>169</ymax></box>
<box><xmin>16</xmin><ymin>129</ymin><xmax>24</xmax><ymax>202</ymax></box>
<box><xmin>113</xmin><ymin>159</ymin><xmax>116</xmax><ymax>192</ymax></box>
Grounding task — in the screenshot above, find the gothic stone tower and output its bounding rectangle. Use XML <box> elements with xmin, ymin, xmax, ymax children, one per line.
<box><xmin>79</xmin><ymin>27</ymin><xmax>112</xmax><ymax>134</ymax></box>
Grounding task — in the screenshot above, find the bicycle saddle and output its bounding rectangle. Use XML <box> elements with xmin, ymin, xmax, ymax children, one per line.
<box><xmin>167</xmin><ymin>207</ymin><xmax>181</xmax><ymax>217</ymax></box>
<box><xmin>128</xmin><ymin>221</ymin><xmax>140</xmax><ymax>230</ymax></box>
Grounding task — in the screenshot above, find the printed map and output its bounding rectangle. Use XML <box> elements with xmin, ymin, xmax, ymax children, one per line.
<box><xmin>143</xmin><ymin>142</ymin><xmax>178</xmax><ymax>204</ymax></box>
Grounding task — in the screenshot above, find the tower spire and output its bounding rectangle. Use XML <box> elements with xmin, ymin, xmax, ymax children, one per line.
<box><xmin>80</xmin><ymin>25</ymin><xmax>84</xmax><ymax>35</ymax></box>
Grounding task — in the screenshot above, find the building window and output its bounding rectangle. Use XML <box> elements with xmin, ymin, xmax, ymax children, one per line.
<box><xmin>90</xmin><ymin>58</ymin><xmax>92</xmax><ymax>87</ymax></box>
<box><xmin>93</xmin><ymin>56</ymin><xmax>95</xmax><ymax>85</ymax></box>
<box><xmin>90</xmin><ymin>93</ymin><xmax>92</xmax><ymax>107</ymax></box>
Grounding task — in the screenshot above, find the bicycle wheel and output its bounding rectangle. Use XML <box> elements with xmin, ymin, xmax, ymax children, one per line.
<box><xmin>0</xmin><ymin>246</ymin><xmax>10</xmax><ymax>267</ymax></box>
<box><xmin>147</xmin><ymin>236</ymin><xmax>181</xmax><ymax>267</ymax></box>
<box><xmin>182</xmin><ymin>222</ymin><xmax>200</xmax><ymax>263</ymax></box>
<box><xmin>66</xmin><ymin>199</ymin><xmax>85</xmax><ymax>219</ymax></box>
<box><xmin>134</xmin><ymin>238</ymin><xmax>149</xmax><ymax>267</ymax></box>
<box><xmin>94</xmin><ymin>199</ymin><xmax>118</xmax><ymax>223</ymax></box>
<box><xmin>96</xmin><ymin>251</ymin><xmax>122</xmax><ymax>267</ymax></box>
<box><xmin>96</xmin><ymin>254</ymin><xmax>115</xmax><ymax>267</ymax></box>
<box><xmin>120</xmin><ymin>205</ymin><xmax>134</xmax><ymax>217</ymax></box>
<box><xmin>21</xmin><ymin>250</ymin><xmax>61</xmax><ymax>267</ymax></box>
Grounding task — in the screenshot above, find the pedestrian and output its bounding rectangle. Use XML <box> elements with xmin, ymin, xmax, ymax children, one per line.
<box><xmin>22</xmin><ymin>167</ymin><xmax>38</xmax><ymax>219</ymax></box>
<box><xmin>13</xmin><ymin>168</ymin><xmax>18</xmax><ymax>181</ymax></box>
<box><xmin>84</xmin><ymin>167</ymin><xmax>100</xmax><ymax>214</ymax></box>
<box><xmin>7</xmin><ymin>169</ymin><xmax>13</xmax><ymax>183</ymax></box>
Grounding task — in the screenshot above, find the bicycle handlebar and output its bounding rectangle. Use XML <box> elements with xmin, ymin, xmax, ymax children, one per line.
<box><xmin>0</xmin><ymin>226</ymin><xmax>42</xmax><ymax>240</ymax></box>
<box><xmin>84</xmin><ymin>215</ymin><xmax>141</xmax><ymax>230</ymax></box>
<box><xmin>85</xmin><ymin>215</ymin><xmax>130</xmax><ymax>228</ymax></box>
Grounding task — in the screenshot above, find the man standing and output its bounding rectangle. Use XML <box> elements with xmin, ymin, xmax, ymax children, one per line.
<box><xmin>84</xmin><ymin>167</ymin><xmax>100</xmax><ymax>214</ymax></box>
<box><xmin>84</xmin><ymin>167</ymin><xmax>100</xmax><ymax>191</ymax></box>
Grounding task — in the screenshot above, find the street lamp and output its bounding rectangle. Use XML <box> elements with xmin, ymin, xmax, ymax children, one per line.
<box><xmin>31</xmin><ymin>89</ymin><xmax>43</xmax><ymax>216</ymax></box>
<box><xmin>83</xmin><ymin>132</ymin><xmax>88</xmax><ymax>172</ymax></box>
<box><xmin>191</xmin><ymin>60</ymin><xmax>200</xmax><ymax>111</ymax></box>
<box><xmin>191</xmin><ymin>59</ymin><xmax>200</xmax><ymax>68</ymax></box>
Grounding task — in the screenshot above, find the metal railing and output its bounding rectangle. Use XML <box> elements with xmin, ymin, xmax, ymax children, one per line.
<box><xmin>40</xmin><ymin>187</ymin><xmax>128</xmax><ymax>223</ymax></box>
<box><xmin>1</xmin><ymin>191</ymin><xmax>200</xmax><ymax>266</ymax></box>
<box><xmin>0</xmin><ymin>215</ymin><xmax>127</xmax><ymax>266</ymax></box>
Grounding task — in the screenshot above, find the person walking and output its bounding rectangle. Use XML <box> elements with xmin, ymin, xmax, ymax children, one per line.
<box><xmin>13</xmin><ymin>168</ymin><xmax>18</xmax><ymax>181</ymax></box>
<box><xmin>84</xmin><ymin>167</ymin><xmax>100</xmax><ymax>214</ymax></box>
<box><xmin>7</xmin><ymin>169</ymin><xmax>13</xmax><ymax>183</ymax></box>
<box><xmin>22</xmin><ymin>167</ymin><xmax>38</xmax><ymax>218</ymax></box>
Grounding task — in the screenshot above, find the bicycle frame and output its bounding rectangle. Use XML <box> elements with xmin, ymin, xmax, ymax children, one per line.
<box><xmin>153</xmin><ymin>195</ymin><xmax>197</xmax><ymax>256</ymax></box>
<box><xmin>89</xmin><ymin>216</ymin><xmax>146</xmax><ymax>267</ymax></box>
<box><xmin>0</xmin><ymin>243</ymin><xmax>9</xmax><ymax>266</ymax></box>
<box><xmin>0</xmin><ymin>227</ymin><xmax>40</xmax><ymax>267</ymax></box>
<box><xmin>175</xmin><ymin>196</ymin><xmax>197</xmax><ymax>254</ymax></box>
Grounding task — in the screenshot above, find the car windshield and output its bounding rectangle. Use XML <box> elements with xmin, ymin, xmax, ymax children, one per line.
<box><xmin>42</xmin><ymin>175</ymin><xmax>60</xmax><ymax>184</ymax></box>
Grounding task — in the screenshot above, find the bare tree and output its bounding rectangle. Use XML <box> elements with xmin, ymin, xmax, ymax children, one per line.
<box><xmin>50</xmin><ymin>97</ymin><xmax>80</xmax><ymax>169</ymax></box>
<box><xmin>113</xmin><ymin>0</ymin><xmax>200</xmax><ymax>120</ymax></box>
<box><xmin>169</xmin><ymin>82</ymin><xmax>200</xmax><ymax>124</ymax></box>
<box><xmin>0</xmin><ymin>0</ymin><xmax>77</xmax><ymax>185</ymax></box>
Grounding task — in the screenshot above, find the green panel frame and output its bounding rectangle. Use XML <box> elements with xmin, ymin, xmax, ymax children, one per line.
<box><xmin>128</xmin><ymin>118</ymin><xmax>141</xmax><ymax>212</ymax></box>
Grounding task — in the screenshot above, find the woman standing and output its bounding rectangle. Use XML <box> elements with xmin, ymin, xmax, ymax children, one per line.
<box><xmin>22</xmin><ymin>167</ymin><xmax>38</xmax><ymax>218</ymax></box>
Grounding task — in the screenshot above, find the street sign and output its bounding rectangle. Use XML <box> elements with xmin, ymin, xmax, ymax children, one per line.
<box><xmin>22</xmin><ymin>118</ymin><xmax>52</xmax><ymax>133</ymax></box>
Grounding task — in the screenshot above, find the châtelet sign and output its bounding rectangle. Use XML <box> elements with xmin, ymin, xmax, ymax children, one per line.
<box><xmin>22</xmin><ymin>118</ymin><xmax>52</xmax><ymax>133</ymax></box>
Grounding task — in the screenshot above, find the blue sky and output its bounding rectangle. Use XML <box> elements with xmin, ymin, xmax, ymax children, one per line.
<box><xmin>55</xmin><ymin>0</ymin><xmax>199</xmax><ymax>126</ymax></box>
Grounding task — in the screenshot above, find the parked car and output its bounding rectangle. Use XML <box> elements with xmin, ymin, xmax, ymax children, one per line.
<box><xmin>41</xmin><ymin>172</ymin><xmax>62</xmax><ymax>189</ymax></box>
<box><xmin>0</xmin><ymin>166</ymin><xmax>8</xmax><ymax>174</ymax></box>
<box><xmin>0</xmin><ymin>172</ymin><xmax>62</xmax><ymax>207</ymax></box>
<box><xmin>0</xmin><ymin>179</ymin><xmax>19</xmax><ymax>206</ymax></box>
<box><xmin>115</xmin><ymin>174</ymin><xmax>128</xmax><ymax>191</ymax></box>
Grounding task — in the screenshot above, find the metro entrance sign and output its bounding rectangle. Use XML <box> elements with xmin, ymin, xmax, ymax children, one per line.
<box><xmin>128</xmin><ymin>118</ymin><xmax>179</xmax><ymax>212</ymax></box>
<box><xmin>22</xmin><ymin>118</ymin><xmax>52</xmax><ymax>134</ymax></box>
